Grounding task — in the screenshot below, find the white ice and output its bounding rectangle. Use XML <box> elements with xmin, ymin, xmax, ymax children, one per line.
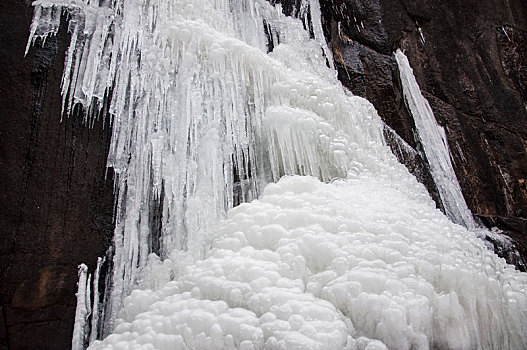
<box><xmin>89</xmin><ymin>174</ymin><xmax>527</xmax><ymax>349</ymax></box>
<box><xmin>72</xmin><ymin>264</ymin><xmax>90</xmax><ymax>350</ymax></box>
<box><xmin>26</xmin><ymin>0</ymin><xmax>385</xmax><ymax>329</ymax></box>
<box><xmin>394</xmin><ymin>49</ymin><xmax>475</xmax><ymax>229</ymax></box>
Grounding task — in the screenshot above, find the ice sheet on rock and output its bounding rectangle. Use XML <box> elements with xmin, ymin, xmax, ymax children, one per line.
<box><xmin>395</xmin><ymin>49</ymin><xmax>475</xmax><ymax>229</ymax></box>
<box><xmin>89</xmin><ymin>176</ymin><xmax>527</xmax><ymax>350</ymax></box>
<box><xmin>476</xmin><ymin>227</ymin><xmax>527</xmax><ymax>271</ymax></box>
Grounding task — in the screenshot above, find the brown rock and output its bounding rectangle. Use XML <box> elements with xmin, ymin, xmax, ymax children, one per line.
<box><xmin>0</xmin><ymin>0</ymin><xmax>115</xmax><ymax>348</ymax></box>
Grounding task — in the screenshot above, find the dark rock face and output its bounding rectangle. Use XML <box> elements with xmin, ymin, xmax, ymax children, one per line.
<box><xmin>319</xmin><ymin>0</ymin><xmax>527</xmax><ymax>265</ymax></box>
<box><xmin>0</xmin><ymin>1</ymin><xmax>115</xmax><ymax>349</ymax></box>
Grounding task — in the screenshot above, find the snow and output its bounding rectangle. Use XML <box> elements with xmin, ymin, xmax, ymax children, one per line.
<box><xmin>25</xmin><ymin>0</ymin><xmax>527</xmax><ymax>349</ymax></box>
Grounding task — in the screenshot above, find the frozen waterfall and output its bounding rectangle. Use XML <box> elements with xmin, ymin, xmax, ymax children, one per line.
<box><xmin>26</xmin><ymin>0</ymin><xmax>527</xmax><ymax>349</ymax></box>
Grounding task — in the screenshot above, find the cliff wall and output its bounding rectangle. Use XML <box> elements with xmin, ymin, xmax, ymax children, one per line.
<box><xmin>0</xmin><ymin>1</ymin><xmax>114</xmax><ymax>348</ymax></box>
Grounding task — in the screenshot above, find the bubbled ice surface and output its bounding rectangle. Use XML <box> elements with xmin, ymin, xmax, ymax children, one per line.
<box><xmin>90</xmin><ymin>174</ymin><xmax>527</xmax><ymax>349</ymax></box>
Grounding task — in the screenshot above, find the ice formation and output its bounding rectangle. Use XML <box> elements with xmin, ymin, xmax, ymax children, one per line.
<box><xmin>89</xmin><ymin>174</ymin><xmax>527</xmax><ymax>350</ymax></box>
<box><xmin>73</xmin><ymin>264</ymin><xmax>91</xmax><ymax>350</ymax></box>
<box><xmin>25</xmin><ymin>0</ymin><xmax>527</xmax><ymax>349</ymax></box>
<box><xmin>26</xmin><ymin>0</ymin><xmax>384</xmax><ymax>331</ymax></box>
<box><xmin>394</xmin><ymin>50</ymin><xmax>475</xmax><ymax>229</ymax></box>
<box><xmin>395</xmin><ymin>50</ymin><xmax>526</xmax><ymax>270</ymax></box>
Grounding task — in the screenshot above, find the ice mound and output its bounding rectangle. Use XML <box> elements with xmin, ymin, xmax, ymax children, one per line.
<box><xmin>90</xmin><ymin>175</ymin><xmax>527</xmax><ymax>350</ymax></box>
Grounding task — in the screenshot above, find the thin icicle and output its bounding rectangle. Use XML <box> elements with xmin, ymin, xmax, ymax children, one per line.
<box><xmin>89</xmin><ymin>257</ymin><xmax>104</xmax><ymax>344</ymax></box>
<box><xmin>308</xmin><ymin>0</ymin><xmax>335</xmax><ymax>73</ymax></box>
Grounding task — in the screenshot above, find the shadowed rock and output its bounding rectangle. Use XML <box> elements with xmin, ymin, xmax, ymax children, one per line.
<box><xmin>0</xmin><ymin>1</ymin><xmax>115</xmax><ymax>348</ymax></box>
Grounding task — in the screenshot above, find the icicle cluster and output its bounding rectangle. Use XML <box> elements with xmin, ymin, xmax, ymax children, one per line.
<box><xmin>26</xmin><ymin>0</ymin><xmax>118</xmax><ymax>117</ymax></box>
<box><xmin>26</xmin><ymin>0</ymin><xmax>385</xmax><ymax>334</ymax></box>
<box><xmin>72</xmin><ymin>259</ymin><xmax>106</xmax><ymax>348</ymax></box>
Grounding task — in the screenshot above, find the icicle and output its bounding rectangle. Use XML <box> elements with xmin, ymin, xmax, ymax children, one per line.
<box><xmin>89</xmin><ymin>257</ymin><xmax>104</xmax><ymax>344</ymax></box>
<box><xmin>395</xmin><ymin>49</ymin><xmax>476</xmax><ymax>229</ymax></box>
<box><xmin>417</xmin><ymin>26</ymin><xmax>426</xmax><ymax>44</ymax></box>
<box><xmin>308</xmin><ymin>0</ymin><xmax>335</xmax><ymax>72</ymax></box>
<box><xmin>72</xmin><ymin>264</ymin><xmax>89</xmax><ymax>350</ymax></box>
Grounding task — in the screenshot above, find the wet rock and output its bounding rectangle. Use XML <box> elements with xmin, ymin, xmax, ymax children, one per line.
<box><xmin>497</xmin><ymin>25</ymin><xmax>527</xmax><ymax>105</ymax></box>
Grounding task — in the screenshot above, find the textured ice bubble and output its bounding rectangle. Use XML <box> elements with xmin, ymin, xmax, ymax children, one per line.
<box><xmin>89</xmin><ymin>175</ymin><xmax>527</xmax><ymax>350</ymax></box>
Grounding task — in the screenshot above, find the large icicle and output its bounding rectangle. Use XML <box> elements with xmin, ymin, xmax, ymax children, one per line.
<box><xmin>72</xmin><ymin>264</ymin><xmax>90</xmax><ymax>350</ymax></box>
<box><xmin>395</xmin><ymin>49</ymin><xmax>476</xmax><ymax>228</ymax></box>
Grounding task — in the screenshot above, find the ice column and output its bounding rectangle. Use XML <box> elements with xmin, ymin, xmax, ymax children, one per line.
<box><xmin>89</xmin><ymin>257</ymin><xmax>104</xmax><ymax>344</ymax></box>
<box><xmin>72</xmin><ymin>264</ymin><xmax>90</xmax><ymax>350</ymax></box>
<box><xmin>395</xmin><ymin>49</ymin><xmax>476</xmax><ymax>228</ymax></box>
